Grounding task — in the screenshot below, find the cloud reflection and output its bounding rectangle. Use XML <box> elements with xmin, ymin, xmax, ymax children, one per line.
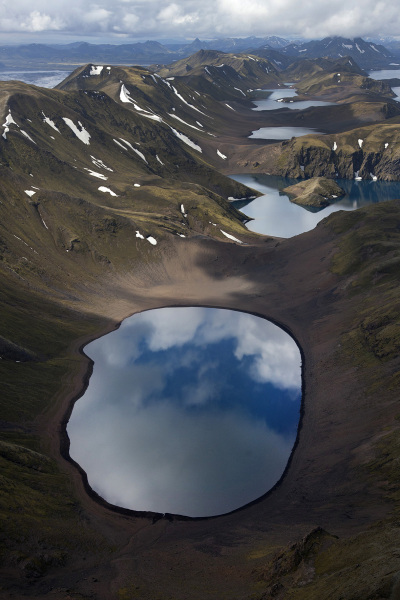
<box><xmin>68</xmin><ymin>308</ymin><xmax>301</xmax><ymax>516</ymax></box>
<box><xmin>91</xmin><ymin>307</ymin><xmax>301</xmax><ymax>390</ymax></box>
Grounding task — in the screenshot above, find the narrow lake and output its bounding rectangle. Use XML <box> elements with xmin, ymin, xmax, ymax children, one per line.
<box><xmin>249</xmin><ymin>126</ymin><xmax>323</xmax><ymax>140</ymax></box>
<box><xmin>67</xmin><ymin>307</ymin><xmax>301</xmax><ymax>517</ymax></box>
<box><xmin>251</xmin><ymin>88</ymin><xmax>335</xmax><ymax>111</ymax></box>
<box><xmin>231</xmin><ymin>174</ymin><xmax>400</xmax><ymax>237</ymax></box>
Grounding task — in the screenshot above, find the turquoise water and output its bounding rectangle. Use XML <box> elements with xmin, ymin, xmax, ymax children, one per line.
<box><xmin>231</xmin><ymin>174</ymin><xmax>400</xmax><ymax>237</ymax></box>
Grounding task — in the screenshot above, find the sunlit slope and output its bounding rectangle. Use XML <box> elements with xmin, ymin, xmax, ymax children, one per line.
<box><xmin>154</xmin><ymin>49</ymin><xmax>284</xmax><ymax>100</ymax></box>
<box><xmin>0</xmin><ymin>73</ymin><xmax>258</xmax><ymax>255</ymax></box>
<box><xmin>272</xmin><ymin>119</ymin><xmax>400</xmax><ymax>180</ymax></box>
<box><xmin>56</xmin><ymin>62</ymin><xmax>267</xmax><ymax>166</ymax></box>
<box><xmin>281</xmin><ymin>56</ymin><xmax>367</xmax><ymax>80</ymax></box>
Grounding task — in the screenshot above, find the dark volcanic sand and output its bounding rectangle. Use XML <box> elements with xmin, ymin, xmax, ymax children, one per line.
<box><xmin>31</xmin><ymin>210</ymin><xmax>400</xmax><ymax>600</ymax></box>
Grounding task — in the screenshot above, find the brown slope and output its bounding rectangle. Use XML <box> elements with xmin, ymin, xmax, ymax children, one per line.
<box><xmin>0</xmin><ymin>199</ymin><xmax>399</xmax><ymax>599</ymax></box>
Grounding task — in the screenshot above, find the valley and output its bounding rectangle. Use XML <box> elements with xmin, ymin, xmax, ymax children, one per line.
<box><xmin>0</xmin><ymin>44</ymin><xmax>400</xmax><ymax>600</ymax></box>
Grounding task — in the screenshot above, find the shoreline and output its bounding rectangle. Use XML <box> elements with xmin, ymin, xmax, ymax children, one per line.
<box><xmin>6</xmin><ymin>201</ymin><xmax>400</xmax><ymax>599</ymax></box>
<box><xmin>58</xmin><ymin>302</ymin><xmax>307</xmax><ymax>523</ymax></box>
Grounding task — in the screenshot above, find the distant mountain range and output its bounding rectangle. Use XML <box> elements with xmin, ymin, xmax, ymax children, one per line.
<box><xmin>273</xmin><ymin>37</ymin><xmax>396</xmax><ymax>69</ymax></box>
<box><xmin>0</xmin><ymin>36</ymin><xmax>398</xmax><ymax>72</ymax></box>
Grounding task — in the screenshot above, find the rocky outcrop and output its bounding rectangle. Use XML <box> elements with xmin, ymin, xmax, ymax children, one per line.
<box><xmin>274</xmin><ymin>121</ymin><xmax>400</xmax><ymax>181</ymax></box>
<box><xmin>283</xmin><ymin>177</ymin><xmax>345</xmax><ymax>207</ymax></box>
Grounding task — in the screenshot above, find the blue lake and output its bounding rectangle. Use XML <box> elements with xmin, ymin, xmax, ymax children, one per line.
<box><xmin>249</xmin><ymin>126</ymin><xmax>323</xmax><ymax>140</ymax></box>
<box><xmin>231</xmin><ymin>174</ymin><xmax>400</xmax><ymax>237</ymax></box>
<box><xmin>368</xmin><ymin>68</ymin><xmax>400</xmax><ymax>80</ymax></box>
<box><xmin>252</xmin><ymin>88</ymin><xmax>335</xmax><ymax>111</ymax></box>
<box><xmin>0</xmin><ymin>69</ymin><xmax>70</xmax><ymax>88</ymax></box>
<box><xmin>67</xmin><ymin>307</ymin><xmax>301</xmax><ymax>517</ymax></box>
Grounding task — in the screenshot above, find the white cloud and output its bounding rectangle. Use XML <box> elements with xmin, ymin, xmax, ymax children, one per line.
<box><xmin>0</xmin><ymin>0</ymin><xmax>399</xmax><ymax>38</ymax></box>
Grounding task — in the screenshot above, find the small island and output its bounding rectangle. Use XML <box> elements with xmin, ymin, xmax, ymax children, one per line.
<box><xmin>283</xmin><ymin>177</ymin><xmax>346</xmax><ymax>208</ymax></box>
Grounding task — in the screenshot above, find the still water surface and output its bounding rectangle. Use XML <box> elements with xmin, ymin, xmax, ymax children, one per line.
<box><xmin>252</xmin><ymin>88</ymin><xmax>335</xmax><ymax>111</ymax></box>
<box><xmin>0</xmin><ymin>69</ymin><xmax>70</xmax><ymax>88</ymax></box>
<box><xmin>249</xmin><ymin>126</ymin><xmax>323</xmax><ymax>140</ymax></box>
<box><xmin>68</xmin><ymin>307</ymin><xmax>301</xmax><ymax>517</ymax></box>
<box><xmin>231</xmin><ymin>174</ymin><xmax>400</xmax><ymax>237</ymax></box>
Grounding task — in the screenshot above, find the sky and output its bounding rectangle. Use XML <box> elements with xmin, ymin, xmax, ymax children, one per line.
<box><xmin>0</xmin><ymin>0</ymin><xmax>399</xmax><ymax>45</ymax></box>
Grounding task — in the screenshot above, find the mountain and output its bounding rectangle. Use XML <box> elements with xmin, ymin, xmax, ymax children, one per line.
<box><xmin>245</xmin><ymin>46</ymin><xmax>293</xmax><ymax>70</ymax></box>
<box><xmin>154</xmin><ymin>49</ymin><xmax>283</xmax><ymax>101</ymax></box>
<box><xmin>173</xmin><ymin>36</ymin><xmax>291</xmax><ymax>55</ymax></box>
<box><xmin>277</xmin><ymin>56</ymin><xmax>395</xmax><ymax>104</ymax></box>
<box><xmin>280</xmin><ymin>36</ymin><xmax>395</xmax><ymax>69</ymax></box>
<box><xmin>1</xmin><ymin>56</ymin><xmax>400</xmax><ymax>600</ymax></box>
<box><xmin>283</xmin><ymin>56</ymin><xmax>367</xmax><ymax>80</ymax></box>
<box><xmin>0</xmin><ymin>41</ymin><xmax>182</xmax><ymax>68</ymax></box>
<box><xmin>0</xmin><ymin>37</ymin><xmax>292</xmax><ymax>69</ymax></box>
<box><xmin>0</xmin><ymin>37</ymin><xmax>394</xmax><ymax>71</ymax></box>
<box><xmin>0</xmin><ymin>64</ymin><xmax>262</xmax><ymax>279</ymax></box>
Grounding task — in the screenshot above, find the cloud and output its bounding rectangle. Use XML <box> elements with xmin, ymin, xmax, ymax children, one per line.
<box><xmin>0</xmin><ymin>0</ymin><xmax>399</xmax><ymax>39</ymax></box>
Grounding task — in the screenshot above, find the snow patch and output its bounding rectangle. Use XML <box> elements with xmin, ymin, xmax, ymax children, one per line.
<box><xmin>136</xmin><ymin>231</ymin><xmax>144</xmax><ymax>239</ymax></box>
<box><xmin>20</xmin><ymin>130</ymin><xmax>36</xmax><ymax>144</ymax></box>
<box><xmin>84</xmin><ymin>168</ymin><xmax>108</xmax><ymax>180</ymax></box>
<box><xmin>234</xmin><ymin>87</ymin><xmax>246</xmax><ymax>97</ymax></box>
<box><xmin>146</xmin><ymin>236</ymin><xmax>157</xmax><ymax>245</ymax></box>
<box><xmin>42</xmin><ymin>112</ymin><xmax>59</xmax><ymax>132</ymax></box>
<box><xmin>62</xmin><ymin>118</ymin><xmax>90</xmax><ymax>144</ymax></box>
<box><xmin>90</xmin><ymin>65</ymin><xmax>103</xmax><ymax>75</ymax></box>
<box><xmin>168</xmin><ymin>113</ymin><xmax>202</xmax><ymax>131</ymax></box>
<box><xmin>225</xmin><ymin>103</ymin><xmax>235</xmax><ymax>111</ymax></box>
<box><xmin>119</xmin><ymin>84</ymin><xmax>162</xmax><ymax>121</ymax></box>
<box><xmin>332</xmin><ymin>141</ymin><xmax>337</xmax><ymax>151</ymax></box>
<box><xmin>220</xmin><ymin>230</ymin><xmax>242</xmax><ymax>244</ymax></box>
<box><xmin>2</xmin><ymin>110</ymin><xmax>18</xmax><ymax>139</ymax></box>
<box><xmin>171</xmin><ymin>85</ymin><xmax>206</xmax><ymax>115</ymax></box>
<box><xmin>91</xmin><ymin>156</ymin><xmax>113</xmax><ymax>171</ymax></box>
<box><xmin>358</xmin><ymin>138</ymin><xmax>363</xmax><ymax>148</ymax></box>
<box><xmin>170</xmin><ymin>127</ymin><xmax>202</xmax><ymax>152</ymax></box>
<box><xmin>98</xmin><ymin>186</ymin><xmax>118</xmax><ymax>196</ymax></box>
<box><xmin>217</xmin><ymin>149</ymin><xmax>227</xmax><ymax>160</ymax></box>
<box><xmin>156</xmin><ymin>154</ymin><xmax>164</xmax><ymax>166</ymax></box>
<box><xmin>24</xmin><ymin>190</ymin><xmax>36</xmax><ymax>197</ymax></box>
<box><xmin>113</xmin><ymin>138</ymin><xmax>127</xmax><ymax>151</ymax></box>
<box><xmin>134</xmin><ymin>183</ymin><xmax>141</xmax><ymax>187</ymax></box>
